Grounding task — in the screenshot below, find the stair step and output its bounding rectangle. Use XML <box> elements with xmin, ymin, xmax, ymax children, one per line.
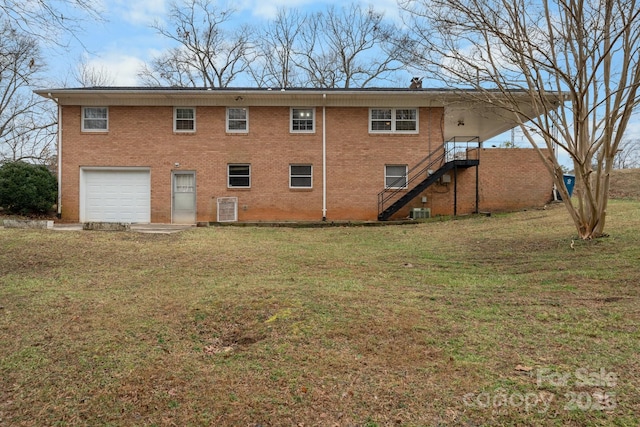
<box><xmin>378</xmin><ymin>159</ymin><xmax>478</xmax><ymax>221</ymax></box>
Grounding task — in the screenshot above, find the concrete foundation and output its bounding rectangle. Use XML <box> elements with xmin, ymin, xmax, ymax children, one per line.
<box><xmin>82</xmin><ymin>222</ymin><xmax>131</xmax><ymax>231</ymax></box>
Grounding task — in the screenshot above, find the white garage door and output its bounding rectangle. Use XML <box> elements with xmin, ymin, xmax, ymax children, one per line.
<box><xmin>81</xmin><ymin>169</ymin><xmax>151</xmax><ymax>223</ymax></box>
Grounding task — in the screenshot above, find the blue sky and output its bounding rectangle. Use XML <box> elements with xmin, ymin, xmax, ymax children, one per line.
<box><xmin>42</xmin><ymin>0</ymin><xmax>640</xmax><ymax>151</ymax></box>
<box><xmin>46</xmin><ymin>0</ymin><xmax>401</xmax><ymax>87</ymax></box>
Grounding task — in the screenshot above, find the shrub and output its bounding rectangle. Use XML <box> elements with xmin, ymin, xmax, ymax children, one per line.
<box><xmin>0</xmin><ymin>161</ymin><xmax>57</xmax><ymax>215</ymax></box>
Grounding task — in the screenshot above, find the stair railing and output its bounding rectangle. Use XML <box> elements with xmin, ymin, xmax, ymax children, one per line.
<box><xmin>377</xmin><ymin>138</ymin><xmax>481</xmax><ymax>217</ymax></box>
<box><xmin>377</xmin><ymin>145</ymin><xmax>446</xmax><ymax>216</ymax></box>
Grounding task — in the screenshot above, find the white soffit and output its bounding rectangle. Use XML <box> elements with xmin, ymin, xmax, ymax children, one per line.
<box><xmin>37</xmin><ymin>88</ymin><xmax>482</xmax><ymax>107</ymax></box>
<box><xmin>37</xmin><ymin>88</ymin><xmax>561</xmax><ymax>141</ymax></box>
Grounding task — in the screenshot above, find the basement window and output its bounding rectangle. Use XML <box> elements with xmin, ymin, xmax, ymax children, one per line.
<box><xmin>228</xmin><ymin>164</ymin><xmax>251</xmax><ymax>188</ymax></box>
<box><xmin>290</xmin><ymin>164</ymin><xmax>312</xmax><ymax>188</ymax></box>
<box><xmin>385</xmin><ymin>165</ymin><xmax>408</xmax><ymax>189</ymax></box>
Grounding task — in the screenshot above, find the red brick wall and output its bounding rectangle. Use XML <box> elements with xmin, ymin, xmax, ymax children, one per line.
<box><xmin>325</xmin><ymin>107</ymin><xmax>444</xmax><ymax>219</ymax></box>
<box><xmin>59</xmin><ymin>105</ymin><xmax>551</xmax><ymax>223</ymax></box>
<box><xmin>397</xmin><ymin>148</ymin><xmax>554</xmax><ymax>219</ymax></box>
<box><xmin>60</xmin><ymin>105</ymin><xmax>443</xmax><ymax>222</ymax></box>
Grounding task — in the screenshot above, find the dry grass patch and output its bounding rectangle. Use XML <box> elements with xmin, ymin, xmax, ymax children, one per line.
<box><xmin>609</xmin><ymin>168</ymin><xmax>640</xmax><ymax>200</ymax></box>
<box><xmin>1</xmin><ymin>201</ymin><xmax>639</xmax><ymax>426</ymax></box>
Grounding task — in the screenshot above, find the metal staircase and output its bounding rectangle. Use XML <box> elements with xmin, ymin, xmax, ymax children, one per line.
<box><xmin>377</xmin><ymin>140</ymin><xmax>480</xmax><ymax>221</ymax></box>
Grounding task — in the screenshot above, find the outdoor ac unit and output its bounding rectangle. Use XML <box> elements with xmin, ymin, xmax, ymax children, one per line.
<box><xmin>410</xmin><ymin>208</ymin><xmax>431</xmax><ymax>219</ymax></box>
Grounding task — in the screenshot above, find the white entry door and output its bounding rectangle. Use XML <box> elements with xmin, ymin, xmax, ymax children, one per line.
<box><xmin>172</xmin><ymin>171</ymin><xmax>196</xmax><ymax>224</ymax></box>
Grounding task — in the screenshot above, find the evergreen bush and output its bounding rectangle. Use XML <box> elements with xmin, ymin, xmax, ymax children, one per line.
<box><xmin>0</xmin><ymin>161</ymin><xmax>57</xmax><ymax>215</ymax></box>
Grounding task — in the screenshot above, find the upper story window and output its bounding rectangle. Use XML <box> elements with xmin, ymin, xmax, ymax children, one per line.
<box><xmin>291</xmin><ymin>108</ymin><xmax>315</xmax><ymax>133</ymax></box>
<box><xmin>290</xmin><ymin>164</ymin><xmax>313</xmax><ymax>188</ymax></box>
<box><xmin>370</xmin><ymin>108</ymin><xmax>418</xmax><ymax>133</ymax></box>
<box><xmin>228</xmin><ymin>164</ymin><xmax>251</xmax><ymax>188</ymax></box>
<box><xmin>174</xmin><ymin>107</ymin><xmax>195</xmax><ymax>132</ymax></box>
<box><xmin>227</xmin><ymin>107</ymin><xmax>248</xmax><ymax>133</ymax></box>
<box><xmin>82</xmin><ymin>107</ymin><xmax>108</xmax><ymax>132</ymax></box>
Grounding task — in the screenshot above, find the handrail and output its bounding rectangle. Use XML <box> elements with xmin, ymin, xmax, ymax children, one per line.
<box><xmin>377</xmin><ymin>148</ymin><xmax>446</xmax><ymax>214</ymax></box>
<box><xmin>377</xmin><ymin>138</ymin><xmax>480</xmax><ymax>217</ymax></box>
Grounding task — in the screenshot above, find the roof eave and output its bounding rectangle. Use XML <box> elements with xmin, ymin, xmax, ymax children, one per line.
<box><xmin>34</xmin><ymin>87</ymin><xmax>548</xmax><ymax>108</ymax></box>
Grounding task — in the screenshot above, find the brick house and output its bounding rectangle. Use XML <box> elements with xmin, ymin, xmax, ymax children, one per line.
<box><xmin>35</xmin><ymin>87</ymin><xmax>553</xmax><ymax>224</ymax></box>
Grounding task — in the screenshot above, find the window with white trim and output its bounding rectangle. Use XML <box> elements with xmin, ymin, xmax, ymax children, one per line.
<box><xmin>82</xmin><ymin>107</ymin><xmax>108</xmax><ymax>131</ymax></box>
<box><xmin>290</xmin><ymin>164</ymin><xmax>312</xmax><ymax>188</ymax></box>
<box><xmin>291</xmin><ymin>108</ymin><xmax>315</xmax><ymax>133</ymax></box>
<box><xmin>227</xmin><ymin>107</ymin><xmax>248</xmax><ymax>132</ymax></box>
<box><xmin>228</xmin><ymin>164</ymin><xmax>251</xmax><ymax>188</ymax></box>
<box><xmin>174</xmin><ymin>107</ymin><xmax>195</xmax><ymax>132</ymax></box>
<box><xmin>370</xmin><ymin>108</ymin><xmax>418</xmax><ymax>133</ymax></box>
<box><xmin>385</xmin><ymin>165</ymin><xmax>408</xmax><ymax>188</ymax></box>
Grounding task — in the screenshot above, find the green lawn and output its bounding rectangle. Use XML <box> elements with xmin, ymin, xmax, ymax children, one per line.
<box><xmin>1</xmin><ymin>201</ymin><xmax>639</xmax><ymax>426</ymax></box>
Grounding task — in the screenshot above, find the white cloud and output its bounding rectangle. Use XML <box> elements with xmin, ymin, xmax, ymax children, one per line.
<box><xmin>232</xmin><ymin>0</ymin><xmax>317</xmax><ymax>20</ymax></box>
<box><xmin>111</xmin><ymin>0</ymin><xmax>167</xmax><ymax>25</ymax></box>
<box><xmin>86</xmin><ymin>53</ymin><xmax>145</xmax><ymax>86</ymax></box>
<box><xmin>234</xmin><ymin>0</ymin><xmax>400</xmax><ymax>21</ymax></box>
<box><xmin>624</xmin><ymin>115</ymin><xmax>640</xmax><ymax>141</ymax></box>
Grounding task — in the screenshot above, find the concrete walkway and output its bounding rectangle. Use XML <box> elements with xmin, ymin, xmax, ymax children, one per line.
<box><xmin>131</xmin><ymin>224</ymin><xmax>194</xmax><ymax>234</ymax></box>
<box><xmin>49</xmin><ymin>223</ymin><xmax>194</xmax><ymax>234</ymax></box>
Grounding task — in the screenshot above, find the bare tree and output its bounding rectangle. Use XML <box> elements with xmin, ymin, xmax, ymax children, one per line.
<box><xmin>295</xmin><ymin>4</ymin><xmax>403</xmax><ymax>88</ymax></box>
<box><xmin>139</xmin><ymin>49</ymin><xmax>199</xmax><ymax>87</ymax></box>
<box><xmin>0</xmin><ymin>0</ymin><xmax>102</xmax><ymax>46</ymax></box>
<box><xmin>400</xmin><ymin>0</ymin><xmax>640</xmax><ymax>239</ymax></box>
<box><xmin>249</xmin><ymin>8</ymin><xmax>305</xmax><ymax>88</ymax></box>
<box><xmin>613</xmin><ymin>139</ymin><xmax>640</xmax><ymax>169</ymax></box>
<box><xmin>292</xmin><ymin>12</ymin><xmax>337</xmax><ymax>88</ymax></box>
<box><xmin>0</xmin><ymin>1</ymin><xmax>102</xmax><ymax>169</ymax></box>
<box><xmin>1</xmin><ymin>102</ymin><xmax>56</xmax><ymax>164</ymax></box>
<box><xmin>139</xmin><ymin>0</ymin><xmax>253</xmax><ymax>88</ymax></box>
<box><xmin>73</xmin><ymin>56</ymin><xmax>116</xmax><ymax>87</ymax></box>
<box><xmin>0</xmin><ymin>23</ymin><xmax>55</xmax><ymax>164</ymax></box>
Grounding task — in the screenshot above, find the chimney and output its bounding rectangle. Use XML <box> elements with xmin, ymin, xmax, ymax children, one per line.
<box><xmin>410</xmin><ymin>77</ymin><xmax>423</xmax><ymax>89</ymax></box>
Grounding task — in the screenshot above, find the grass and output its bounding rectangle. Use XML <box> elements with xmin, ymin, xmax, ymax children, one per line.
<box><xmin>1</xmin><ymin>200</ymin><xmax>639</xmax><ymax>426</ymax></box>
<box><xmin>609</xmin><ymin>168</ymin><xmax>640</xmax><ymax>200</ymax></box>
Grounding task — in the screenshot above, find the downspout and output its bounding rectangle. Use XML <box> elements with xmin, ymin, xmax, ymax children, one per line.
<box><xmin>48</xmin><ymin>94</ymin><xmax>62</xmax><ymax>218</ymax></box>
<box><xmin>552</xmin><ymin>139</ymin><xmax>559</xmax><ymax>201</ymax></box>
<box><xmin>453</xmin><ymin>161</ymin><xmax>458</xmax><ymax>216</ymax></box>
<box><xmin>322</xmin><ymin>94</ymin><xmax>327</xmax><ymax>221</ymax></box>
<box><xmin>476</xmin><ymin>141</ymin><xmax>480</xmax><ymax>214</ymax></box>
<box><xmin>57</xmin><ymin>103</ymin><xmax>62</xmax><ymax>217</ymax></box>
